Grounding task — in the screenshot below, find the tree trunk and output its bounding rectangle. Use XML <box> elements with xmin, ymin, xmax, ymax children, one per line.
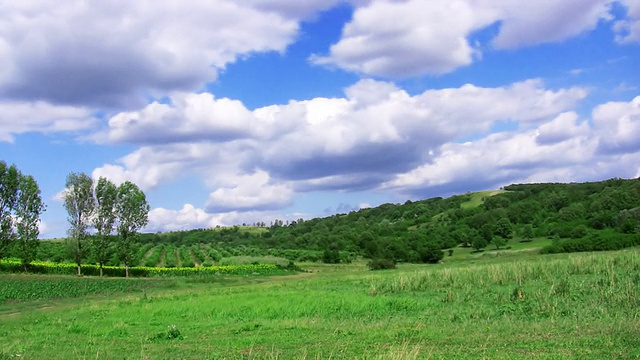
<box><xmin>125</xmin><ymin>260</ymin><xmax>129</xmax><ymax>278</ymax></box>
<box><xmin>99</xmin><ymin>262</ymin><xmax>103</xmax><ymax>277</ymax></box>
<box><xmin>77</xmin><ymin>264</ymin><xmax>81</xmax><ymax>276</ymax></box>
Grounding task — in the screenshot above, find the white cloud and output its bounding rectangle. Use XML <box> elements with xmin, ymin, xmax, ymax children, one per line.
<box><xmin>146</xmin><ymin>203</ymin><xmax>304</xmax><ymax>233</ymax></box>
<box><xmin>536</xmin><ymin>111</ymin><xmax>590</xmax><ymax>144</ymax></box>
<box><xmin>0</xmin><ymin>100</ymin><xmax>95</xmax><ymax>142</ymax></box>
<box><xmin>311</xmin><ymin>0</ymin><xmax>498</xmax><ymax>76</ymax></box>
<box><xmin>383</xmin><ymin>128</ymin><xmax>598</xmax><ymax>196</ymax></box>
<box><xmin>492</xmin><ymin>0</ymin><xmax>613</xmax><ymax>49</ymax></box>
<box><xmin>92</xmin><ymin>143</ymin><xmax>228</xmax><ymax>190</ymax></box>
<box><xmin>206</xmin><ymin>170</ymin><xmax>293</xmax><ymax>212</ymax></box>
<box><xmin>383</xmin><ymin>95</ymin><xmax>640</xmax><ymax>198</ymax></box>
<box><xmin>261</xmin><ymin>79</ymin><xmax>587</xmax><ymax>182</ymax></box>
<box><xmin>0</xmin><ymin>0</ymin><xmax>301</xmax><ymax>108</ymax></box>
<box><xmin>593</xmin><ymin>95</ymin><xmax>640</xmax><ymax>154</ymax></box>
<box><xmin>92</xmin><ymin>78</ymin><xmax>588</xmax><ymax>213</ymax></box>
<box><xmin>245</xmin><ymin>0</ymin><xmax>341</xmax><ymax>19</ymax></box>
<box><xmin>101</xmin><ymin>92</ymin><xmax>255</xmax><ymax>144</ymax></box>
<box><xmin>614</xmin><ymin>0</ymin><xmax>640</xmax><ymax>43</ymax></box>
<box><xmin>313</xmin><ymin>0</ymin><xmax>617</xmax><ymax>77</ymax></box>
<box><xmin>147</xmin><ymin>204</ymin><xmax>222</xmax><ymax>232</ymax></box>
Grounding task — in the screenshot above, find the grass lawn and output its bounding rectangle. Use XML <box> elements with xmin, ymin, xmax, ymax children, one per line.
<box><xmin>1</xmin><ymin>248</ymin><xmax>639</xmax><ymax>359</ymax></box>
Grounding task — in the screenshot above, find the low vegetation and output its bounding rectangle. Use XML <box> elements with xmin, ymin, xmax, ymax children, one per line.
<box><xmin>0</xmin><ymin>258</ymin><xmax>295</xmax><ymax>278</ymax></box>
<box><xmin>1</xmin><ymin>248</ymin><xmax>638</xmax><ymax>358</ymax></box>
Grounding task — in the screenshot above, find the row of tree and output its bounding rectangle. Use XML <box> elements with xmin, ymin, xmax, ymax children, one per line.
<box><xmin>1</xmin><ymin>161</ymin><xmax>150</xmax><ymax>277</ymax></box>
<box><xmin>0</xmin><ymin>161</ymin><xmax>46</xmax><ymax>271</ymax></box>
<box><xmin>63</xmin><ymin>173</ymin><xmax>149</xmax><ymax>277</ymax></box>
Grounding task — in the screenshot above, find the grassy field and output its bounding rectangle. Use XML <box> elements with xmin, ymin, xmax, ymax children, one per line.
<box><xmin>1</xmin><ymin>248</ymin><xmax>639</xmax><ymax>359</ymax></box>
<box><xmin>459</xmin><ymin>190</ymin><xmax>507</xmax><ymax>209</ymax></box>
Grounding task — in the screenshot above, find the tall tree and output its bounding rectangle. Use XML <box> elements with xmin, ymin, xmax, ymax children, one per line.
<box><xmin>0</xmin><ymin>161</ymin><xmax>20</xmax><ymax>258</ymax></box>
<box><xmin>92</xmin><ymin>177</ymin><xmax>117</xmax><ymax>277</ymax></box>
<box><xmin>15</xmin><ymin>174</ymin><xmax>46</xmax><ymax>272</ymax></box>
<box><xmin>63</xmin><ymin>172</ymin><xmax>95</xmax><ymax>276</ymax></box>
<box><xmin>116</xmin><ymin>181</ymin><xmax>149</xmax><ymax>277</ymax></box>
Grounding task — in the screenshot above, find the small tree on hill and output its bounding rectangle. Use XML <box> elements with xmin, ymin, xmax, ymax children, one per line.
<box><xmin>471</xmin><ymin>236</ymin><xmax>488</xmax><ymax>252</ymax></box>
<box><xmin>521</xmin><ymin>224</ymin><xmax>534</xmax><ymax>242</ymax></box>
<box><xmin>494</xmin><ymin>218</ymin><xmax>513</xmax><ymax>240</ymax></box>
<box><xmin>419</xmin><ymin>242</ymin><xmax>444</xmax><ymax>264</ymax></box>
<box><xmin>491</xmin><ymin>236</ymin><xmax>507</xmax><ymax>250</ymax></box>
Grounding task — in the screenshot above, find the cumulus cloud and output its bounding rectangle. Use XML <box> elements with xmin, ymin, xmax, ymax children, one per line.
<box><xmin>312</xmin><ymin>0</ymin><xmax>619</xmax><ymax>77</ymax></box>
<box><xmin>261</xmin><ymin>79</ymin><xmax>587</xmax><ymax>182</ymax></box>
<box><xmin>0</xmin><ymin>0</ymin><xmax>301</xmax><ymax>108</ymax></box>
<box><xmin>206</xmin><ymin>170</ymin><xmax>293</xmax><ymax>212</ymax></box>
<box><xmin>0</xmin><ymin>100</ymin><xmax>96</xmax><ymax>142</ymax></box>
<box><xmin>614</xmin><ymin>0</ymin><xmax>640</xmax><ymax>43</ymax></box>
<box><xmin>245</xmin><ymin>0</ymin><xmax>341</xmax><ymax>19</ymax></box>
<box><xmin>91</xmin><ymin>143</ymin><xmax>227</xmax><ymax>190</ymax></box>
<box><xmin>311</xmin><ymin>0</ymin><xmax>497</xmax><ymax>76</ymax></box>
<box><xmin>593</xmin><ymin>96</ymin><xmax>640</xmax><ymax>154</ymax></box>
<box><xmin>90</xmin><ymin>81</ymin><xmax>640</xmax><ymax>233</ymax></box>
<box><xmin>536</xmin><ymin>112</ymin><xmax>590</xmax><ymax>145</ymax></box>
<box><xmin>92</xmin><ymin>78</ymin><xmax>588</xmax><ymax>217</ymax></box>
<box><xmin>100</xmin><ymin>93</ymin><xmax>256</xmax><ymax>144</ymax></box>
<box><xmin>146</xmin><ymin>204</ymin><xmax>305</xmax><ymax>233</ymax></box>
<box><xmin>147</xmin><ymin>204</ymin><xmax>222</xmax><ymax>232</ymax></box>
<box><xmin>383</xmin><ymin>128</ymin><xmax>598</xmax><ymax>197</ymax></box>
<box><xmin>384</xmin><ymin>95</ymin><xmax>640</xmax><ymax>198</ymax></box>
<box><xmin>491</xmin><ymin>0</ymin><xmax>613</xmax><ymax>49</ymax></box>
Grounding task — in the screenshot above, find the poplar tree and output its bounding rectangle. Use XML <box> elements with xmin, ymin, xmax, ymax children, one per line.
<box><xmin>63</xmin><ymin>172</ymin><xmax>95</xmax><ymax>276</ymax></box>
<box><xmin>15</xmin><ymin>174</ymin><xmax>46</xmax><ymax>271</ymax></box>
<box><xmin>92</xmin><ymin>177</ymin><xmax>117</xmax><ymax>277</ymax></box>
<box><xmin>116</xmin><ymin>181</ymin><xmax>149</xmax><ymax>277</ymax></box>
<box><xmin>0</xmin><ymin>161</ymin><xmax>20</xmax><ymax>258</ymax></box>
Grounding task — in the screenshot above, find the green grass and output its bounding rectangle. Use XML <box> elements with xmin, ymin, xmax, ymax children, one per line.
<box><xmin>1</xmin><ymin>249</ymin><xmax>639</xmax><ymax>359</ymax></box>
<box><xmin>0</xmin><ymin>275</ymin><xmax>173</xmax><ymax>303</ymax></box>
<box><xmin>460</xmin><ymin>190</ymin><xmax>507</xmax><ymax>209</ymax></box>
<box><xmin>445</xmin><ymin>236</ymin><xmax>553</xmax><ymax>261</ymax></box>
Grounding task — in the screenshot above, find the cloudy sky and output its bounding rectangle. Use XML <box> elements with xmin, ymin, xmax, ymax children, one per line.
<box><xmin>1</xmin><ymin>0</ymin><xmax>639</xmax><ymax>238</ymax></box>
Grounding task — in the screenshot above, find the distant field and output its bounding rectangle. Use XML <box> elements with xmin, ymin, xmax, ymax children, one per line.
<box><xmin>2</xmin><ymin>248</ymin><xmax>639</xmax><ymax>359</ymax></box>
<box><xmin>446</xmin><ymin>236</ymin><xmax>553</xmax><ymax>261</ymax></box>
<box><xmin>460</xmin><ymin>189</ymin><xmax>507</xmax><ymax>209</ymax></box>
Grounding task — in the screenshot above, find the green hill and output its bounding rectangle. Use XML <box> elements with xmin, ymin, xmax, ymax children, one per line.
<box><xmin>14</xmin><ymin>178</ymin><xmax>640</xmax><ymax>266</ymax></box>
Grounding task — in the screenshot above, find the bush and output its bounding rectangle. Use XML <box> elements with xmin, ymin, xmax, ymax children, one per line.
<box><xmin>322</xmin><ymin>249</ymin><xmax>341</xmax><ymax>264</ymax></box>
<box><xmin>419</xmin><ymin>243</ymin><xmax>444</xmax><ymax>263</ymax></box>
<box><xmin>367</xmin><ymin>258</ymin><xmax>396</xmax><ymax>270</ymax></box>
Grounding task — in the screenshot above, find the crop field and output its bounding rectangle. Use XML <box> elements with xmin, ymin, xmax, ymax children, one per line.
<box><xmin>0</xmin><ymin>259</ymin><xmax>293</xmax><ymax>278</ymax></box>
<box><xmin>1</xmin><ymin>248</ymin><xmax>639</xmax><ymax>359</ymax></box>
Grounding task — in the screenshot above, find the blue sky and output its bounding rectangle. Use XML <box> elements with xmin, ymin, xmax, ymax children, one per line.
<box><xmin>0</xmin><ymin>0</ymin><xmax>639</xmax><ymax>238</ymax></box>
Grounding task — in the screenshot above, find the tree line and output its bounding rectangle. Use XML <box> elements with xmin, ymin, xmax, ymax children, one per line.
<box><xmin>120</xmin><ymin>177</ymin><xmax>640</xmax><ymax>264</ymax></box>
<box><xmin>0</xmin><ymin>161</ymin><xmax>149</xmax><ymax>277</ymax></box>
<box><xmin>0</xmin><ymin>161</ymin><xmax>46</xmax><ymax>271</ymax></box>
<box><xmin>3</xmin><ymin>162</ymin><xmax>639</xmax><ymax>269</ymax></box>
<box><xmin>63</xmin><ymin>173</ymin><xmax>149</xmax><ymax>277</ymax></box>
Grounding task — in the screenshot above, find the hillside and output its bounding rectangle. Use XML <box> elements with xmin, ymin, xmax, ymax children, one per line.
<box><xmin>18</xmin><ymin>178</ymin><xmax>640</xmax><ymax>266</ymax></box>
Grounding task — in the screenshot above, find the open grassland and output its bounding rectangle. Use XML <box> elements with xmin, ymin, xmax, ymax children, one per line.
<box><xmin>459</xmin><ymin>190</ymin><xmax>507</xmax><ymax>209</ymax></box>
<box><xmin>1</xmin><ymin>249</ymin><xmax>639</xmax><ymax>359</ymax></box>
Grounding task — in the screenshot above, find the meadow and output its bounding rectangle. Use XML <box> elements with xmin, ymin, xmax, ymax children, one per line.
<box><xmin>1</xmin><ymin>248</ymin><xmax>639</xmax><ymax>359</ymax></box>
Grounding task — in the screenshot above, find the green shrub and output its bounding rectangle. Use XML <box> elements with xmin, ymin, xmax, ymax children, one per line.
<box><xmin>367</xmin><ymin>258</ymin><xmax>396</xmax><ymax>270</ymax></box>
<box><xmin>418</xmin><ymin>243</ymin><xmax>444</xmax><ymax>263</ymax></box>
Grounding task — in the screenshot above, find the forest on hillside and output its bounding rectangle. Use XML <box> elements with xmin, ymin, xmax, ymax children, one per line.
<box><xmin>7</xmin><ymin>178</ymin><xmax>640</xmax><ymax>266</ymax></box>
